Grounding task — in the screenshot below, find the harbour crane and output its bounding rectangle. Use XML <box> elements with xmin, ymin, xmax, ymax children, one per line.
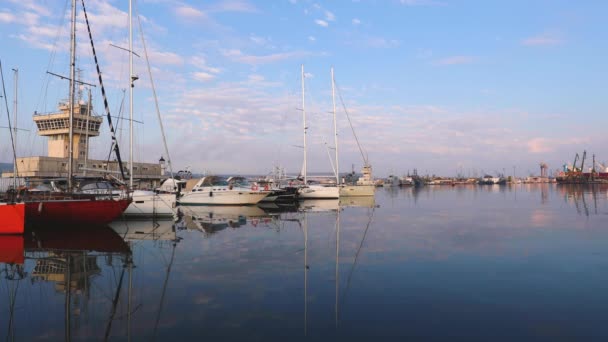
<box><xmin>580</xmin><ymin>151</ymin><xmax>587</xmax><ymax>173</ymax></box>
<box><xmin>572</xmin><ymin>153</ymin><xmax>580</xmax><ymax>172</ymax></box>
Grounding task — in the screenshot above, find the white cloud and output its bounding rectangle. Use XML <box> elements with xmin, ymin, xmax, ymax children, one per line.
<box><xmin>175</xmin><ymin>5</ymin><xmax>205</xmax><ymax>19</ymax></box>
<box><xmin>344</xmin><ymin>35</ymin><xmax>400</xmax><ymax>48</ymax></box>
<box><xmin>315</xmin><ymin>19</ymin><xmax>328</xmax><ymax>27</ymax></box>
<box><xmin>325</xmin><ymin>10</ymin><xmax>335</xmax><ymax>21</ymax></box>
<box><xmin>192</xmin><ymin>72</ymin><xmax>216</xmax><ymax>82</ymax></box>
<box><xmin>190</xmin><ymin>56</ymin><xmax>222</xmax><ymax>74</ymax></box>
<box><xmin>209</xmin><ymin>0</ymin><xmax>258</xmax><ymax>13</ymax></box>
<box><xmin>522</xmin><ymin>33</ymin><xmax>563</xmax><ymax>47</ymax></box>
<box><xmin>7</xmin><ymin>0</ymin><xmax>50</xmax><ymax>16</ymax></box>
<box><xmin>0</xmin><ymin>11</ymin><xmax>16</xmax><ymax>24</ymax></box>
<box><xmin>352</xmin><ymin>18</ymin><xmax>361</xmax><ymax>25</ymax></box>
<box><xmin>222</xmin><ymin>49</ymin><xmax>316</xmax><ymax>65</ymax></box>
<box><xmin>308</xmin><ymin>35</ymin><xmax>316</xmax><ymax>42</ymax></box>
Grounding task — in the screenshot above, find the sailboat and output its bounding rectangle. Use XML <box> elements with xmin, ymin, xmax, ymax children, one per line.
<box><xmin>22</xmin><ymin>0</ymin><xmax>131</xmax><ymax>226</ymax></box>
<box><xmin>297</xmin><ymin>65</ymin><xmax>339</xmax><ymax>199</ymax></box>
<box><xmin>330</xmin><ymin>68</ymin><xmax>375</xmax><ymax>197</ymax></box>
<box><xmin>0</xmin><ymin>61</ymin><xmax>25</xmax><ymax>234</ymax></box>
<box><xmin>122</xmin><ymin>0</ymin><xmax>177</xmax><ymax>218</ymax></box>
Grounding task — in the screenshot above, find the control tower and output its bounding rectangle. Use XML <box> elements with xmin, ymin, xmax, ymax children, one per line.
<box><xmin>33</xmin><ymin>100</ymin><xmax>103</xmax><ymax>159</ymax></box>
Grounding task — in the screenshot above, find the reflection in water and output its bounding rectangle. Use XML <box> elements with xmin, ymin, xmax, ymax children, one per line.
<box><xmin>558</xmin><ymin>184</ymin><xmax>608</xmax><ymax>216</ymax></box>
<box><xmin>5</xmin><ymin>186</ymin><xmax>608</xmax><ymax>339</ymax></box>
<box><xmin>2</xmin><ymin>226</ymin><xmax>131</xmax><ymax>341</ymax></box>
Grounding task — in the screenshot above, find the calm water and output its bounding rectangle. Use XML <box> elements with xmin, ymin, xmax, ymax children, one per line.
<box><xmin>2</xmin><ymin>184</ymin><xmax>608</xmax><ymax>341</ymax></box>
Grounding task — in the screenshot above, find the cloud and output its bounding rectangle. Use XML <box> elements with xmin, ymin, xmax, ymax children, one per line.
<box><xmin>7</xmin><ymin>0</ymin><xmax>50</xmax><ymax>16</ymax></box>
<box><xmin>190</xmin><ymin>55</ymin><xmax>222</xmax><ymax>74</ymax></box>
<box><xmin>222</xmin><ymin>49</ymin><xmax>316</xmax><ymax>65</ymax></box>
<box><xmin>315</xmin><ymin>19</ymin><xmax>328</xmax><ymax>27</ymax></box>
<box><xmin>344</xmin><ymin>34</ymin><xmax>400</xmax><ymax>48</ymax></box>
<box><xmin>209</xmin><ymin>0</ymin><xmax>258</xmax><ymax>13</ymax></box>
<box><xmin>0</xmin><ymin>11</ymin><xmax>17</xmax><ymax>24</ymax></box>
<box><xmin>175</xmin><ymin>5</ymin><xmax>206</xmax><ymax>19</ymax></box>
<box><xmin>434</xmin><ymin>55</ymin><xmax>475</xmax><ymax>65</ymax></box>
<box><xmin>192</xmin><ymin>72</ymin><xmax>216</xmax><ymax>82</ymax></box>
<box><xmin>352</xmin><ymin>18</ymin><xmax>361</xmax><ymax>25</ymax></box>
<box><xmin>308</xmin><ymin>36</ymin><xmax>316</xmax><ymax>42</ymax></box>
<box><xmin>324</xmin><ymin>10</ymin><xmax>335</xmax><ymax>21</ymax></box>
<box><xmin>521</xmin><ymin>33</ymin><xmax>563</xmax><ymax>47</ymax></box>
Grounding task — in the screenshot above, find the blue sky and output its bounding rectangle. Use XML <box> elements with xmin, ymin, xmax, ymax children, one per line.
<box><xmin>0</xmin><ymin>0</ymin><xmax>607</xmax><ymax>177</ymax></box>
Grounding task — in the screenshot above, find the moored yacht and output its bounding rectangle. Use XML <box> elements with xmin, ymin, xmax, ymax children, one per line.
<box><xmin>177</xmin><ymin>176</ymin><xmax>269</xmax><ymax>205</ymax></box>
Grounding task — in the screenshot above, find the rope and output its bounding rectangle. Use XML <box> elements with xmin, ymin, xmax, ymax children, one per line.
<box><xmin>80</xmin><ymin>0</ymin><xmax>127</xmax><ymax>181</ymax></box>
<box><xmin>0</xmin><ymin>60</ymin><xmax>19</xmax><ymax>194</ymax></box>
<box><xmin>135</xmin><ymin>1</ymin><xmax>175</xmax><ymax>179</ymax></box>
<box><xmin>335</xmin><ymin>80</ymin><xmax>368</xmax><ymax>166</ymax></box>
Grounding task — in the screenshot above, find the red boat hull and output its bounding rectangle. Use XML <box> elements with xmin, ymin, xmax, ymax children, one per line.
<box><xmin>0</xmin><ymin>235</ymin><xmax>24</xmax><ymax>264</ymax></box>
<box><xmin>0</xmin><ymin>203</ymin><xmax>25</xmax><ymax>234</ymax></box>
<box><xmin>25</xmin><ymin>198</ymin><xmax>131</xmax><ymax>226</ymax></box>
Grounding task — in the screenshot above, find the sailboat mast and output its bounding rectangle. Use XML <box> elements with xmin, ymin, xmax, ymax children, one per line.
<box><xmin>129</xmin><ymin>0</ymin><xmax>134</xmax><ymax>189</ymax></box>
<box><xmin>67</xmin><ymin>0</ymin><xmax>77</xmax><ymax>190</ymax></box>
<box><xmin>331</xmin><ymin>67</ymin><xmax>339</xmax><ymax>185</ymax></box>
<box><xmin>301</xmin><ymin>64</ymin><xmax>307</xmax><ymax>185</ymax></box>
<box><xmin>12</xmin><ymin>68</ymin><xmax>17</xmax><ymax>187</ymax></box>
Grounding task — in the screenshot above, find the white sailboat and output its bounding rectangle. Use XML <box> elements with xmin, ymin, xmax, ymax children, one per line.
<box><xmin>122</xmin><ymin>0</ymin><xmax>176</xmax><ymax>217</ymax></box>
<box><xmin>297</xmin><ymin>65</ymin><xmax>339</xmax><ymax>200</ymax></box>
<box><xmin>331</xmin><ymin>68</ymin><xmax>375</xmax><ymax>197</ymax></box>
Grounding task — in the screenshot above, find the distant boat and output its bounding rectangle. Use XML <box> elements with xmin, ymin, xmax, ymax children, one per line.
<box><xmin>399</xmin><ymin>176</ymin><xmax>414</xmax><ymax>186</ymax></box>
<box><xmin>383</xmin><ymin>175</ymin><xmax>399</xmax><ymax>187</ymax></box>
<box><xmin>177</xmin><ymin>176</ymin><xmax>269</xmax><ymax>205</ymax></box>
<box><xmin>479</xmin><ymin>175</ymin><xmax>499</xmax><ymax>185</ymax></box>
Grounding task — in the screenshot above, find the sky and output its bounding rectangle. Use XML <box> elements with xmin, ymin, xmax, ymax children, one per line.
<box><xmin>0</xmin><ymin>0</ymin><xmax>607</xmax><ymax>178</ymax></box>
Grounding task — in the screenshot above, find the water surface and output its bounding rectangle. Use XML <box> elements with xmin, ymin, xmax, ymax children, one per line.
<box><xmin>2</xmin><ymin>184</ymin><xmax>608</xmax><ymax>341</ymax></box>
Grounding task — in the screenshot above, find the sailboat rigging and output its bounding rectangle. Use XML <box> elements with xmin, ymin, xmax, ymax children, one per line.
<box><xmin>297</xmin><ymin>65</ymin><xmax>339</xmax><ymax>199</ymax></box>
<box><xmin>0</xmin><ymin>59</ymin><xmax>25</xmax><ymax>234</ymax></box>
<box><xmin>332</xmin><ymin>71</ymin><xmax>375</xmax><ymax>196</ymax></box>
<box><xmin>21</xmin><ymin>0</ymin><xmax>132</xmax><ymax>226</ymax></box>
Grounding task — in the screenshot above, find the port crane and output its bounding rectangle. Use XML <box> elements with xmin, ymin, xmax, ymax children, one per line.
<box><xmin>572</xmin><ymin>153</ymin><xmax>580</xmax><ymax>172</ymax></box>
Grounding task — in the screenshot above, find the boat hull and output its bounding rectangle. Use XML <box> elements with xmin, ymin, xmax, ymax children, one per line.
<box><xmin>123</xmin><ymin>191</ymin><xmax>176</xmax><ymax>217</ymax></box>
<box><xmin>339</xmin><ymin>185</ymin><xmax>375</xmax><ymax>197</ymax></box>
<box><xmin>178</xmin><ymin>191</ymin><xmax>268</xmax><ymax>205</ymax></box>
<box><xmin>0</xmin><ymin>202</ymin><xmax>25</xmax><ymax>234</ymax></box>
<box><xmin>25</xmin><ymin>198</ymin><xmax>132</xmax><ymax>226</ymax></box>
<box><xmin>298</xmin><ymin>185</ymin><xmax>339</xmax><ymax>199</ymax></box>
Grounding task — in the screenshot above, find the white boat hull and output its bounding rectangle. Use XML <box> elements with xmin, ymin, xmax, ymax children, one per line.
<box><xmin>123</xmin><ymin>191</ymin><xmax>176</xmax><ymax>217</ymax></box>
<box><xmin>297</xmin><ymin>185</ymin><xmax>339</xmax><ymax>199</ymax></box>
<box><xmin>178</xmin><ymin>191</ymin><xmax>268</xmax><ymax>205</ymax></box>
<box><xmin>110</xmin><ymin>219</ymin><xmax>177</xmax><ymax>241</ymax></box>
<box><xmin>339</xmin><ymin>184</ymin><xmax>375</xmax><ymax>197</ymax></box>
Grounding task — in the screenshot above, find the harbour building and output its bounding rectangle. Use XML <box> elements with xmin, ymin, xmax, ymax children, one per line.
<box><xmin>1</xmin><ymin>99</ymin><xmax>166</xmax><ymax>189</ymax></box>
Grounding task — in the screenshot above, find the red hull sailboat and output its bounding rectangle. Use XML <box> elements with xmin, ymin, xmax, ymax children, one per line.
<box><xmin>25</xmin><ymin>196</ymin><xmax>131</xmax><ymax>226</ymax></box>
<box><xmin>19</xmin><ymin>0</ymin><xmax>133</xmax><ymax>227</ymax></box>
